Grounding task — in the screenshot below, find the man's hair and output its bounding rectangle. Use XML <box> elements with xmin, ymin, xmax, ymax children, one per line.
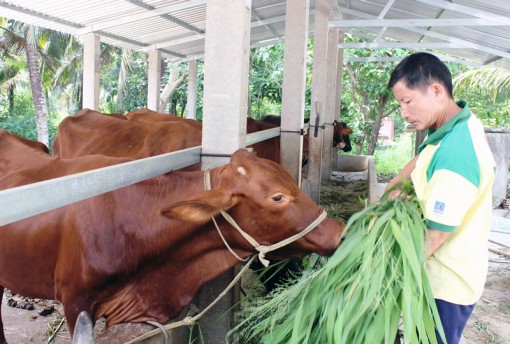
<box><xmin>387</xmin><ymin>52</ymin><xmax>454</xmax><ymax>98</ymax></box>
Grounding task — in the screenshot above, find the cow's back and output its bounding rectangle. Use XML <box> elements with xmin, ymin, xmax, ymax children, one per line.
<box><xmin>53</xmin><ymin>109</ymin><xmax>201</xmax><ymax>159</ymax></box>
<box><xmin>126</xmin><ymin>108</ymin><xmax>203</xmax><ymax>129</ymax></box>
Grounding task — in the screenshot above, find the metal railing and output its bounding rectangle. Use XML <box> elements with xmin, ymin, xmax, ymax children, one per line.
<box><xmin>0</xmin><ymin>126</ymin><xmax>281</xmax><ymax>226</ymax></box>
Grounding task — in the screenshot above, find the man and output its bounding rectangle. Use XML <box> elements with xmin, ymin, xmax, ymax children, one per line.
<box><xmin>385</xmin><ymin>52</ymin><xmax>495</xmax><ymax>343</ymax></box>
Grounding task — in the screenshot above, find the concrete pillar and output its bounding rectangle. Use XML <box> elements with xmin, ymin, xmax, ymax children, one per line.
<box><xmin>280</xmin><ymin>0</ymin><xmax>310</xmax><ymax>186</ymax></box>
<box><xmin>185</xmin><ymin>60</ymin><xmax>198</xmax><ymax>120</ymax></box>
<box><xmin>306</xmin><ymin>0</ymin><xmax>330</xmax><ymax>202</ymax></box>
<box><xmin>82</xmin><ymin>33</ymin><xmax>100</xmax><ymax>110</ymax></box>
<box><xmin>202</xmin><ymin>0</ymin><xmax>251</xmax><ymax>169</ymax></box>
<box><xmin>147</xmin><ymin>50</ymin><xmax>161</xmax><ymax>111</ymax></box>
<box><xmin>321</xmin><ymin>28</ymin><xmax>340</xmax><ymax>184</ymax></box>
<box><xmin>197</xmin><ymin>1</ymin><xmax>252</xmax><ymax>342</ymax></box>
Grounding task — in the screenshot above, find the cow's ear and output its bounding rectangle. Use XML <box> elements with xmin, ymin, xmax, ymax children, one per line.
<box><xmin>161</xmin><ymin>189</ymin><xmax>237</xmax><ymax>223</ymax></box>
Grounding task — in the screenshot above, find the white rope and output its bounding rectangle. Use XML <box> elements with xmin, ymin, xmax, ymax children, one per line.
<box><xmin>219</xmin><ymin>209</ymin><xmax>327</xmax><ymax>267</ymax></box>
<box><xmin>145</xmin><ymin>320</ymin><xmax>170</xmax><ymax>344</ymax></box>
<box><xmin>211</xmin><ymin>215</ymin><xmax>248</xmax><ymax>262</ymax></box>
<box><xmin>204</xmin><ymin>169</ymin><xmax>327</xmax><ymax>267</ymax></box>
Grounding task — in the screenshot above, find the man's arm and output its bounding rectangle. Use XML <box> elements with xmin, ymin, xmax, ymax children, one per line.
<box><xmin>385</xmin><ymin>155</ymin><xmax>419</xmax><ymax>199</ymax></box>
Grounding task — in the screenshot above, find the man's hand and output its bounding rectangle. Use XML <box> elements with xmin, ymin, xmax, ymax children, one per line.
<box><xmin>384</xmin><ymin>156</ymin><xmax>419</xmax><ymax>199</ymax></box>
<box><xmin>427</xmin><ymin>229</ymin><xmax>450</xmax><ymax>257</ymax></box>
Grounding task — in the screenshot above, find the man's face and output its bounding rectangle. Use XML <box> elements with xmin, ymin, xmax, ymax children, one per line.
<box><xmin>392</xmin><ymin>80</ymin><xmax>439</xmax><ymax>131</ymax></box>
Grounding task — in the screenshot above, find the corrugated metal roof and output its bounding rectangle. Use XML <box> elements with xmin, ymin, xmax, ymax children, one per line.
<box><xmin>0</xmin><ymin>0</ymin><xmax>509</xmax><ymax>70</ymax></box>
<box><xmin>335</xmin><ymin>0</ymin><xmax>510</xmax><ymax>70</ymax></box>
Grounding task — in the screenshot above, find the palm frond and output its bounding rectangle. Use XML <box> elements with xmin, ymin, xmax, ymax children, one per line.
<box><xmin>454</xmin><ymin>67</ymin><xmax>510</xmax><ymax>103</ymax></box>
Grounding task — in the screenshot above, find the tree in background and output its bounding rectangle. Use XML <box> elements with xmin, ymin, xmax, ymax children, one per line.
<box><xmin>0</xmin><ymin>18</ymin><xmax>81</xmax><ymax>144</ymax></box>
<box><xmin>0</xmin><ymin>20</ymin><xmax>53</xmax><ymax>145</ymax></box>
<box><xmin>342</xmin><ymin>60</ymin><xmax>399</xmax><ymax>156</ymax></box>
<box><xmin>454</xmin><ymin>67</ymin><xmax>510</xmax><ymax>128</ymax></box>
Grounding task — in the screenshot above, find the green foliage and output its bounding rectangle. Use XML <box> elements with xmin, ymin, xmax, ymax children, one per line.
<box><xmin>249</xmin><ymin>44</ymin><xmax>286</xmax><ymax>117</ymax></box>
<box><xmin>235</xmin><ymin>187</ymin><xmax>444</xmax><ymax>344</ymax></box>
<box><xmin>248</xmin><ymin>41</ymin><xmax>315</xmax><ymax>119</ymax></box>
<box><xmin>374</xmin><ymin>133</ymin><xmax>414</xmax><ymax>175</ymax></box>
<box><xmin>449</xmin><ymin>65</ymin><xmax>510</xmax><ymax>128</ymax></box>
<box><xmin>340</xmin><ymin>36</ymin><xmax>413</xmax><ymax>155</ymax></box>
<box><xmin>454</xmin><ymin>68</ymin><xmax>510</xmax><ymax>104</ymax></box>
<box><xmin>0</xmin><ymin>114</ymin><xmax>37</xmax><ymax>139</ymax></box>
<box><xmin>454</xmin><ymin>83</ymin><xmax>510</xmax><ymax>128</ymax></box>
<box><xmin>99</xmin><ymin>47</ymin><xmax>148</xmax><ymax>114</ymax></box>
<box><xmin>0</xmin><ymin>91</ymin><xmax>37</xmax><ymax>139</ymax></box>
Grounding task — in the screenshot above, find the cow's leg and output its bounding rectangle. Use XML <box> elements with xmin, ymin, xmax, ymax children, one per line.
<box><xmin>0</xmin><ymin>286</ymin><xmax>6</xmax><ymax>344</ymax></box>
<box><xmin>61</xmin><ymin>294</ymin><xmax>94</xmax><ymax>339</ymax></box>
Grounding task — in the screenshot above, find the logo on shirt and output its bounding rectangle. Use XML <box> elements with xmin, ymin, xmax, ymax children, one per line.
<box><xmin>433</xmin><ymin>201</ymin><xmax>445</xmax><ymax>215</ymax></box>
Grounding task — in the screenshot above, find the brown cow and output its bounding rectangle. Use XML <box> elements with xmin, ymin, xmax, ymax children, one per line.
<box><xmin>125</xmin><ymin>109</ymin><xmax>294</xmax><ymax>163</ymax></box>
<box><xmin>261</xmin><ymin>115</ymin><xmax>353</xmax><ymax>152</ymax></box>
<box><xmin>0</xmin><ymin>130</ymin><xmax>344</xmax><ymax>342</ymax></box>
<box><xmin>53</xmin><ymin>109</ymin><xmax>302</xmax><ymax>166</ymax></box>
<box><xmin>52</xmin><ymin>109</ymin><xmax>202</xmax><ymax>159</ymax></box>
<box><xmin>125</xmin><ymin>108</ymin><xmax>203</xmax><ymax>130</ymax></box>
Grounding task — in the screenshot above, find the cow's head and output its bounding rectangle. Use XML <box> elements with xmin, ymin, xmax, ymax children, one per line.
<box><xmin>162</xmin><ymin>149</ymin><xmax>344</xmax><ymax>258</ymax></box>
<box><xmin>332</xmin><ymin>120</ymin><xmax>353</xmax><ymax>147</ymax></box>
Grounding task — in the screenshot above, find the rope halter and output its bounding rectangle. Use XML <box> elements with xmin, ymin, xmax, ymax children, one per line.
<box><xmin>204</xmin><ymin>169</ymin><xmax>328</xmax><ymax>267</ymax></box>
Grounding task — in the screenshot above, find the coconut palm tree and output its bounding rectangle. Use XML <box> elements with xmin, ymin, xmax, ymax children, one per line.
<box><xmin>0</xmin><ymin>18</ymin><xmax>81</xmax><ymax>145</ymax></box>
<box><xmin>23</xmin><ymin>24</ymin><xmax>49</xmax><ymax>145</ymax></box>
<box><xmin>1</xmin><ymin>20</ymin><xmax>50</xmax><ymax>144</ymax></box>
<box><xmin>454</xmin><ymin>67</ymin><xmax>510</xmax><ymax>103</ymax></box>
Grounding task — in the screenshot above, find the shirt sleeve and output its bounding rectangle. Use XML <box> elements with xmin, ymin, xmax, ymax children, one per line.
<box><xmin>423</xmin><ymin>169</ymin><xmax>478</xmax><ymax>232</ymax></box>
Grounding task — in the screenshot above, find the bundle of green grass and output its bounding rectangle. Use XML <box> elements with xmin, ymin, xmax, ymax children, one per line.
<box><xmin>235</xmin><ymin>184</ymin><xmax>445</xmax><ymax>344</ymax></box>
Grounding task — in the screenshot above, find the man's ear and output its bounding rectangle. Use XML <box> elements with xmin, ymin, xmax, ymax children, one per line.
<box><xmin>161</xmin><ymin>189</ymin><xmax>237</xmax><ymax>223</ymax></box>
<box><xmin>431</xmin><ymin>82</ymin><xmax>445</xmax><ymax>98</ymax></box>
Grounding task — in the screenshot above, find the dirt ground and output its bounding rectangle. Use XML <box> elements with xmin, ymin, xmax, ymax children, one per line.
<box><xmin>461</xmin><ymin>215</ymin><xmax>510</xmax><ymax>344</ymax></box>
<box><xmin>1</xmin><ymin>172</ymin><xmax>509</xmax><ymax>343</ymax></box>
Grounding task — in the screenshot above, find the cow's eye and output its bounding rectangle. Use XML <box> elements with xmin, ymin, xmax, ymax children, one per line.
<box><xmin>271</xmin><ymin>194</ymin><xmax>285</xmax><ymax>203</ymax></box>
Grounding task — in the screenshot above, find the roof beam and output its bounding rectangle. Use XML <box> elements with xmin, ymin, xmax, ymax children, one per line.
<box><xmin>414</xmin><ymin>0</ymin><xmax>510</xmax><ymax>23</ymax></box>
<box><xmin>330</xmin><ymin>18</ymin><xmax>509</xmax><ymax>28</ymax></box>
<box><xmin>344</xmin><ymin>56</ymin><xmax>482</xmax><ymax>68</ymax></box>
<box><xmin>339</xmin><ymin>42</ymin><xmax>485</xmax><ymax>49</ymax></box>
<box><xmin>0</xmin><ymin>0</ymin><xmax>81</xmax><ymax>29</ymax></box>
<box><xmin>125</xmin><ymin>0</ymin><xmax>204</xmax><ymax>34</ymax></box>
<box><xmin>335</xmin><ymin>7</ymin><xmax>510</xmax><ymax>61</ymax></box>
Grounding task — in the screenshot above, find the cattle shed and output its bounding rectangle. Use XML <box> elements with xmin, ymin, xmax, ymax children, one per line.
<box><xmin>1</xmin><ymin>0</ymin><xmax>510</xmax><ymax>343</ymax></box>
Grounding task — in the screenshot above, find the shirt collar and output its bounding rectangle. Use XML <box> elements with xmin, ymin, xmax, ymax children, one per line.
<box><xmin>418</xmin><ymin>100</ymin><xmax>470</xmax><ymax>153</ymax></box>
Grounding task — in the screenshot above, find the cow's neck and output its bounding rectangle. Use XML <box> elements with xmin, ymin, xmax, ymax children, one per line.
<box><xmin>121</xmin><ymin>166</ymin><xmax>255</xmax><ymax>270</ymax></box>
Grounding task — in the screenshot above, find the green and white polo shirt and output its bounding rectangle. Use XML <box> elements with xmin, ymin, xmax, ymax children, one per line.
<box><xmin>411</xmin><ymin>101</ymin><xmax>495</xmax><ymax>305</ymax></box>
